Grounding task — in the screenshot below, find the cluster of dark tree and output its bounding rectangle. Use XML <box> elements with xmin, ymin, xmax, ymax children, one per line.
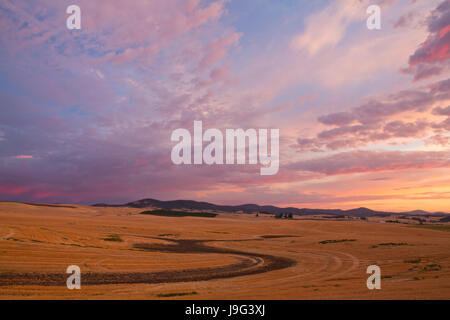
<box><xmin>386</xmin><ymin>220</ymin><xmax>400</xmax><ymax>223</ymax></box>
<box><xmin>274</xmin><ymin>213</ymin><xmax>293</xmax><ymax>219</ymax></box>
<box><xmin>323</xmin><ymin>215</ymin><xmax>347</xmax><ymax>219</ymax></box>
<box><xmin>412</xmin><ymin>217</ymin><xmax>426</xmax><ymax>224</ymax></box>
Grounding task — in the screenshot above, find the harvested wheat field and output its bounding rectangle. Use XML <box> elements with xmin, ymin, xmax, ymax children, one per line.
<box><xmin>0</xmin><ymin>202</ymin><xmax>449</xmax><ymax>299</ymax></box>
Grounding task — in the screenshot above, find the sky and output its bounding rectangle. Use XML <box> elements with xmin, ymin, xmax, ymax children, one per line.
<box><xmin>0</xmin><ymin>0</ymin><xmax>449</xmax><ymax>211</ymax></box>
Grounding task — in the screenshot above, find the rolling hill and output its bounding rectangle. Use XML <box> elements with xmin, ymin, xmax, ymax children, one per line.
<box><xmin>92</xmin><ymin>198</ymin><xmax>449</xmax><ymax>218</ymax></box>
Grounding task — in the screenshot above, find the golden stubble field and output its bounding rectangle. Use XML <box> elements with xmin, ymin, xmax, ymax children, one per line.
<box><xmin>0</xmin><ymin>202</ymin><xmax>449</xmax><ymax>299</ymax></box>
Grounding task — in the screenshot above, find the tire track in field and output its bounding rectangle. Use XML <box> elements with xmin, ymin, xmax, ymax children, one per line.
<box><xmin>0</xmin><ymin>235</ymin><xmax>296</xmax><ymax>286</ymax></box>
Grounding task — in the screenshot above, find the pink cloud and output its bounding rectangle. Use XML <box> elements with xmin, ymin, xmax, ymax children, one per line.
<box><xmin>0</xmin><ymin>185</ymin><xmax>32</xmax><ymax>196</ymax></box>
<box><xmin>407</xmin><ymin>0</ymin><xmax>450</xmax><ymax>81</ymax></box>
<box><xmin>289</xmin><ymin>150</ymin><xmax>450</xmax><ymax>175</ymax></box>
<box><xmin>293</xmin><ymin>78</ymin><xmax>450</xmax><ymax>152</ymax></box>
<box><xmin>318</xmin><ymin>112</ymin><xmax>356</xmax><ymax>126</ymax></box>
<box><xmin>198</xmin><ymin>31</ymin><xmax>242</xmax><ymax>70</ymax></box>
<box><xmin>0</xmin><ymin>0</ymin><xmax>229</xmax><ymax>68</ymax></box>
<box><xmin>433</xmin><ymin>105</ymin><xmax>450</xmax><ymax>116</ymax></box>
<box><xmin>383</xmin><ymin>120</ymin><xmax>428</xmax><ymax>138</ymax></box>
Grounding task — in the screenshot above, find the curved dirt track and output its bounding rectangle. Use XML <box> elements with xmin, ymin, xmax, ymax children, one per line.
<box><xmin>0</xmin><ymin>236</ymin><xmax>296</xmax><ymax>286</ymax></box>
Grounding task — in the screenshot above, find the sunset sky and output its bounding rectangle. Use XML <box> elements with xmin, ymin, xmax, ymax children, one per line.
<box><xmin>0</xmin><ymin>0</ymin><xmax>449</xmax><ymax>211</ymax></box>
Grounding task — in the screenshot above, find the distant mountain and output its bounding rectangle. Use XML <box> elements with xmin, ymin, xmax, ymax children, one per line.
<box><xmin>93</xmin><ymin>198</ymin><xmax>449</xmax><ymax>217</ymax></box>
<box><xmin>402</xmin><ymin>210</ymin><xmax>431</xmax><ymax>215</ymax></box>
